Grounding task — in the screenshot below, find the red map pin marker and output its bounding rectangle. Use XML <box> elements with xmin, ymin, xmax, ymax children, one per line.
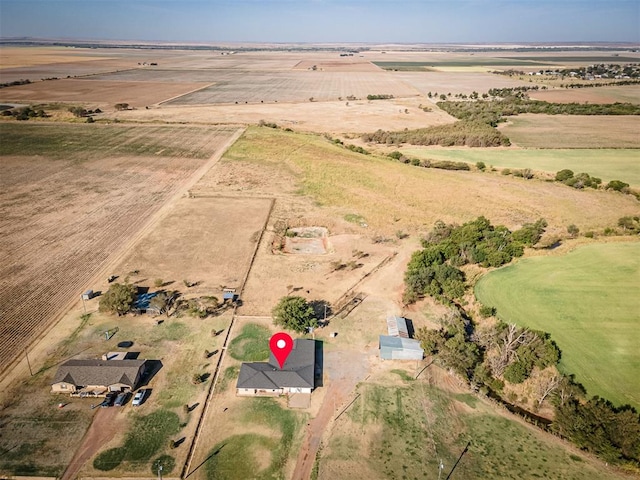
<box><xmin>270</xmin><ymin>332</ymin><xmax>294</xmax><ymax>369</ymax></box>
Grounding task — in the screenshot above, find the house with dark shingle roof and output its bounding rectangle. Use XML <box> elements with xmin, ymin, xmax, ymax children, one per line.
<box><xmin>51</xmin><ymin>359</ymin><xmax>146</xmax><ymax>395</ymax></box>
<box><xmin>236</xmin><ymin>339</ymin><xmax>315</xmax><ymax>396</ymax></box>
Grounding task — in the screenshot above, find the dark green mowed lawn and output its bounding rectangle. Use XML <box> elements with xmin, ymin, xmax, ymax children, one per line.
<box><xmin>475</xmin><ymin>242</ymin><xmax>640</xmax><ymax>409</ymax></box>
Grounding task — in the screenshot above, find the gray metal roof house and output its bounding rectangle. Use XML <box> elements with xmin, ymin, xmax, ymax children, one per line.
<box><xmin>236</xmin><ymin>339</ymin><xmax>315</xmax><ymax>396</ymax></box>
<box><xmin>379</xmin><ymin>335</ymin><xmax>424</xmax><ymax>361</ymax></box>
<box><xmin>51</xmin><ymin>359</ymin><xmax>146</xmax><ymax>395</ymax></box>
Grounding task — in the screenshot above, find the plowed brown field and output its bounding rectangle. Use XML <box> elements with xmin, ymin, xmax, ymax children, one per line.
<box><xmin>0</xmin><ymin>124</ymin><xmax>239</xmax><ymax>375</ymax></box>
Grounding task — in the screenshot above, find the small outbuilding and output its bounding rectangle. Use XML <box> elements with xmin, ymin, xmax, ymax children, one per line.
<box><xmin>379</xmin><ymin>335</ymin><xmax>424</xmax><ymax>361</ymax></box>
<box><xmin>82</xmin><ymin>290</ymin><xmax>94</xmax><ymax>301</ymax></box>
<box><xmin>223</xmin><ymin>288</ymin><xmax>238</xmax><ymax>303</ymax></box>
<box><xmin>387</xmin><ymin>316</ymin><xmax>411</xmax><ymax>338</ymax></box>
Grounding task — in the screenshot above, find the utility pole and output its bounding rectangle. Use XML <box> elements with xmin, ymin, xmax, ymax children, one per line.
<box><xmin>25</xmin><ymin>349</ymin><xmax>33</xmax><ymax>376</ymax></box>
<box><xmin>445</xmin><ymin>442</ymin><xmax>470</xmax><ymax>480</ymax></box>
<box><xmin>438</xmin><ymin>459</ymin><xmax>444</xmax><ymax>480</ymax></box>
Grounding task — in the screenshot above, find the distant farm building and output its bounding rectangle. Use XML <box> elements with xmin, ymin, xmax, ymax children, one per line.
<box><xmin>51</xmin><ymin>359</ymin><xmax>146</xmax><ymax>395</ymax></box>
<box><xmin>82</xmin><ymin>290</ymin><xmax>94</xmax><ymax>301</ymax></box>
<box><xmin>379</xmin><ymin>336</ymin><xmax>424</xmax><ymax>361</ymax></box>
<box><xmin>132</xmin><ymin>292</ymin><xmax>158</xmax><ymax>314</ymax></box>
<box><xmin>236</xmin><ymin>339</ymin><xmax>316</xmax><ymax>397</ymax></box>
<box><xmin>223</xmin><ymin>288</ymin><xmax>238</xmax><ymax>303</ymax></box>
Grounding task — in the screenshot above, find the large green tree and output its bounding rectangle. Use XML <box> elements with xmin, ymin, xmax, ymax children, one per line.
<box><xmin>272</xmin><ymin>296</ymin><xmax>317</xmax><ymax>333</ymax></box>
<box><xmin>99</xmin><ymin>282</ymin><xmax>137</xmax><ymax>316</ymax></box>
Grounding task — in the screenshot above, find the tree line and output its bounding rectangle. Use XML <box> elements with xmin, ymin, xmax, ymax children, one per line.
<box><xmin>362</xmin><ymin>121</ymin><xmax>511</xmax><ymax>148</ymax></box>
<box><xmin>409</xmin><ymin>218</ymin><xmax>640</xmax><ymax>468</ymax></box>
<box><xmin>404</xmin><ymin>216</ymin><xmax>545</xmax><ymax>304</ymax></box>
<box><xmin>438</xmin><ymin>98</ymin><xmax>640</xmax><ymax>127</ymax></box>
<box><xmin>362</xmin><ymin>96</ymin><xmax>639</xmax><ymax>148</ymax></box>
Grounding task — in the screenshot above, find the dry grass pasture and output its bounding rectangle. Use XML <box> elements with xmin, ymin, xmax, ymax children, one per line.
<box><xmin>0</xmin><ymin>123</ymin><xmax>239</xmax><ymax>375</ymax></box>
<box><xmin>500</xmin><ymin>114</ymin><xmax>640</xmax><ymax>148</ymax></box>
<box><xmin>117</xmin><ymin>195</ymin><xmax>273</xmax><ymax>296</ymax></box>
<box><xmin>218</xmin><ymin>127</ymin><xmax>639</xmax><ymax>236</ymax></box>
<box><xmin>112</xmin><ymin>98</ymin><xmax>454</xmax><ymax>134</ymax></box>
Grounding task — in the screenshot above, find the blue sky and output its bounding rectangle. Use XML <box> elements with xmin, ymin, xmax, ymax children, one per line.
<box><xmin>1</xmin><ymin>0</ymin><xmax>638</xmax><ymax>43</ymax></box>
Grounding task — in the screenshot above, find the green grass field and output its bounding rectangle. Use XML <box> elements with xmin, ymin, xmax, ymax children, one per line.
<box><xmin>318</xmin><ymin>375</ymin><xmax>625</xmax><ymax>479</ymax></box>
<box><xmin>228</xmin><ymin>323</ymin><xmax>271</xmax><ymax>361</ymax></box>
<box><xmin>475</xmin><ymin>242</ymin><xmax>640</xmax><ymax>409</ymax></box>
<box><xmin>92</xmin><ymin>409</ymin><xmax>181</xmax><ymax>471</ymax></box>
<box><xmin>205</xmin><ymin>398</ymin><xmax>304</xmax><ymax>480</ymax></box>
<box><xmin>402</xmin><ymin>148</ymin><xmax>640</xmax><ymax>186</ymax></box>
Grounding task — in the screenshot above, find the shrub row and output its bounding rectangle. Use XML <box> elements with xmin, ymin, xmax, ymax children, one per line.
<box><xmin>363</xmin><ymin>120</ymin><xmax>511</xmax><ymax>147</ymax></box>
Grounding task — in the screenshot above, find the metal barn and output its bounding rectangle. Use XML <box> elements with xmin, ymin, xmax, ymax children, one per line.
<box><xmin>379</xmin><ymin>335</ymin><xmax>424</xmax><ymax>360</ymax></box>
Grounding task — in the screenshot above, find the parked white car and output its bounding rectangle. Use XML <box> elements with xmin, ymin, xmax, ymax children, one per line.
<box><xmin>132</xmin><ymin>389</ymin><xmax>146</xmax><ymax>406</ymax></box>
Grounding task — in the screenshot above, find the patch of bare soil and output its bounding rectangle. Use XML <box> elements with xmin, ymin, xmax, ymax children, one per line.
<box><xmin>283</xmin><ymin>227</ymin><xmax>330</xmax><ymax>255</ymax></box>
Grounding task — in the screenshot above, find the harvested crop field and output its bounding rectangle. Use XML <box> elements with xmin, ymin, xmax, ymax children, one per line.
<box><xmin>0</xmin><ymin>46</ymin><xmax>192</xmax><ymax>84</ymax></box>
<box><xmin>394</xmin><ymin>71</ymin><xmax>532</xmax><ymax>95</ymax></box>
<box><xmin>0</xmin><ymin>122</ymin><xmax>239</xmax><ymax>374</ymax></box>
<box><xmin>292</xmin><ymin>59</ymin><xmax>381</xmax><ymax>72</ymax></box>
<box><xmin>0</xmin><ymin>78</ymin><xmax>211</xmax><ymax>107</ymax></box>
<box><xmin>0</xmin><ymin>46</ymin><xmax>116</xmax><ymax>69</ymax></box>
<box><xmin>165</xmin><ymin>71</ymin><xmax>420</xmax><ymax>105</ymax></box>
<box><xmin>500</xmin><ymin>114</ymin><xmax>640</xmax><ymax>148</ymax></box>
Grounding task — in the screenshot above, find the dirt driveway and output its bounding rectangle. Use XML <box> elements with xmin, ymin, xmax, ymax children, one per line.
<box><xmin>291</xmin><ymin>348</ymin><xmax>372</xmax><ymax>480</ymax></box>
<box><xmin>61</xmin><ymin>407</ymin><xmax>125</xmax><ymax>480</ymax></box>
